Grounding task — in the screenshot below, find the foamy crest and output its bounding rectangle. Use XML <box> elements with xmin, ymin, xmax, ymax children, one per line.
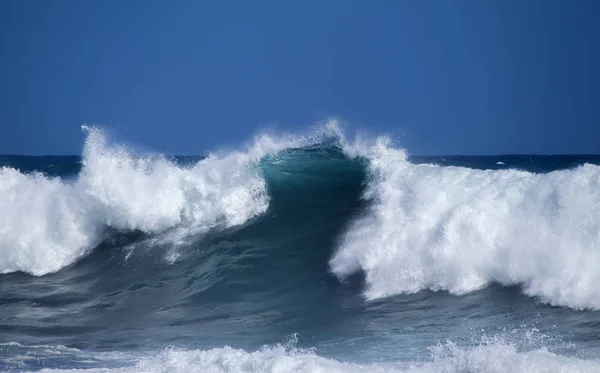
<box><xmin>79</xmin><ymin>127</ymin><xmax>269</xmax><ymax>232</ymax></box>
<box><xmin>0</xmin><ymin>126</ymin><xmax>281</xmax><ymax>276</ymax></box>
<box><xmin>0</xmin><ymin>168</ymin><xmax>96</xmax><ymax>275</ymax></box>
<box><xmin>331</xmin><ymin>140</ymin><xmax>600</xmax><ymax>310</ymax></box>
<box><xmin>38</xmin><ymin>343</ymin><xmax>600</xmax><ymax>373</ymax></box>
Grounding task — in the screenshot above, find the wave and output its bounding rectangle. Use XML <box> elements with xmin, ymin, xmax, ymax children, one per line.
<box><xmin>2</xmin><ymin>121</ymin><xmax>600</xmax><ymax>312</ymax></box>
<box><xmin>330</xmin><ymin>141</ymin><xmax>600</xmax><ymax>310</ymax></box>
<box><xmin>31</xmin><ymin>342</ymin><xmax>600</xmax><ymax>373</ymax></box>
<box><xmin>0</xmin><ymin>122</ymin><xmax>353</xmax><ymax>276</ymax></box>
<box><xmin>0</xmin><ymin>126</ymin><xmax>288</xmax><ymax>275</ymax></box>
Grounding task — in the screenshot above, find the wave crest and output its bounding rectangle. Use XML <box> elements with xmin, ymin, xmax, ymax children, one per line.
<box><xmin>331</xmin><ymin>140</ymin><xmax>600</xmax><ymax>310</ymax></box>
<box><xmin>0</xmin><ymin>127</ymin><xmax>273</xmax><ymax>276</ymax></box>
<box><xmin>36</xmin><ymin>343</ymin><xmax>600</xmax><ymax>373</ymax></box>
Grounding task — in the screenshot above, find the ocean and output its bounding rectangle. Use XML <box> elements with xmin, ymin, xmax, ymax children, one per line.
<box><xmin>1</xmin><ymin>122</ymin><xmax>600</xmax><ymax>372</ymax></box>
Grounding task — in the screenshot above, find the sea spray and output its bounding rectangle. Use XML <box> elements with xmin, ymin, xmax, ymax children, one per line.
<box><xmin>0</xmin><ymin>126</ymin><xmax>271</xmax><ymax>275</ymax></box>
<box><xmin>331</xmin><ymin>138</ymin><xmax>600</xmax><ymax>310</ymax></box>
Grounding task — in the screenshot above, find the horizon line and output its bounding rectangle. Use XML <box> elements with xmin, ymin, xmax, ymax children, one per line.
<box><xmin>2</xmin><ymin>153</ymin><xmax>600</xmax><ymax>158</ymax></box>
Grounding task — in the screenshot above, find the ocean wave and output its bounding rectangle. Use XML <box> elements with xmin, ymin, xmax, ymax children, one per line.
<box><xmin>0</xmin><ymin>121</ymin><xmax>352</xmax><ymax>276</ymax></box>
<box><xmin>0</xmin><ymin>126</ymin><xmax>279</xmax><ymax>276</ymax></box>
<box><xmin>3</xmin><ymin>121</ymin><xmax>600</xmax><ymax>313</ymax></box>
<box><xmin>330</xmin><ymin>139</ymin><xmax>600</xmax><ymax>310</ymax></box>
<box><xmin>35</xmin><ymin>343</ymin><xmax>600</xmax><ymax>373</ymax></box>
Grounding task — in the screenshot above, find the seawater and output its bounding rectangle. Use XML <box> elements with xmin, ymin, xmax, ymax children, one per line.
<box><xmin>1</xmin><ymin>122</ymin><xmax>600</xmax><ymax>372</ymax></box>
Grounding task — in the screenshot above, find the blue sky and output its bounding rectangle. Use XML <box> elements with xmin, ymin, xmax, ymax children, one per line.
<box><xmin>1</xmin><ymin>1</ymin><xmax>599</xmax><ymax>155</ymax></box>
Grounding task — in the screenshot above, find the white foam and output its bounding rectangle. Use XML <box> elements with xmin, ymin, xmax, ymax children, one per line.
<box><xmin>37</xmin><ymin>343</ymin><xmax>600</xmax><ymax>373</ymax></box>
<box><xmin>0</xmin><ymin>121</ymin><xmax>355</xmax><ymax>276</ymax></box>
<box><xmin>0</xmin><ymin>167</ymin><xmax>96</xmax><ymax>275</ymax></box>
<box><xmin>331</xmin><ymin>139</ymin><xmax>600</xmax><ymax>310</ymax></box>
<box><xmin>0</xmin><ymin>126</ymin><xmax>291</xmax><ymax>276</ymax></box>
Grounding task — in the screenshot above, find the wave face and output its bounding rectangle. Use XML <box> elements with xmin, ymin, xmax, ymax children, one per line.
<box><xmin>2</xmin><ymin>123</ymin><xmax>600</xmax><ymax>371</ymax></box>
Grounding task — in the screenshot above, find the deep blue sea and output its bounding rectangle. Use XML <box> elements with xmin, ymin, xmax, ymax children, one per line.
<box><xmin>1</xmin><ymin>124</ymin><xmax>600</xmax><ymax>372</ymax></box>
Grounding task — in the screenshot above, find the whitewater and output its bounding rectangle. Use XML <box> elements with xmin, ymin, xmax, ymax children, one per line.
<box><xmin>1</xmin><ymin>121</ymin><xmax>600</xmax><ymax>372</ymax></box>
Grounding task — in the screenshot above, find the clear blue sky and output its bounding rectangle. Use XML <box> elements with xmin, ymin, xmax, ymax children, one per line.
<box><xmin>1</xmin><ymin>0</ymin><xmax>599</xmax><ymax>155</ymax></box>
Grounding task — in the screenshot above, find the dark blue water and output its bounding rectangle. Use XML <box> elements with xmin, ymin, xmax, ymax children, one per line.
<box><xmin>1</xmin><ymin>130</ymin><xmax>600</xmax><ymax>372</ymax></box>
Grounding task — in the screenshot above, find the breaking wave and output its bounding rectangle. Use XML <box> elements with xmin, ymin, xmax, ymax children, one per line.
<box><xmin>0</xmin><ymin>126</ymin><xmax>275</xmax><ymax>275</ymax></box>
<box><xmin>34</xmin><ymin>342</ymin><xmax>600</xmax><ymax>373</ymax></box>
<box><xmin>2</xmin><ymin>121</ymin><xmax>600</xmax><ymax>312</ymax></box>
<box><xmin>330</xmin><ymin>141</ymin><xmax>600</xmax><ymax>310</ymax></box>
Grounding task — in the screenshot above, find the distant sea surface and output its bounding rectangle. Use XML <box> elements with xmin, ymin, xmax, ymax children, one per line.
<box><xmin>2</xmin><ymin>125</ymin><xmax>600</xmax><ymax>372</ymax></box>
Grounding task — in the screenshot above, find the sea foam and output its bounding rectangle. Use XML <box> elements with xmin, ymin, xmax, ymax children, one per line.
<box><xmin>331</xmin><ymin>139</ymin><xmax>600</xmax><ymax>310</ymax></box>
<box><xmin>36</xmin><ymin>343</ymin><xmax>600</xmax><ymax>373</ymax></box>
<box><xmin>0</xmin><ymin>126</ymin><xmax>278</xmax><ymax>276</ymax></box>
